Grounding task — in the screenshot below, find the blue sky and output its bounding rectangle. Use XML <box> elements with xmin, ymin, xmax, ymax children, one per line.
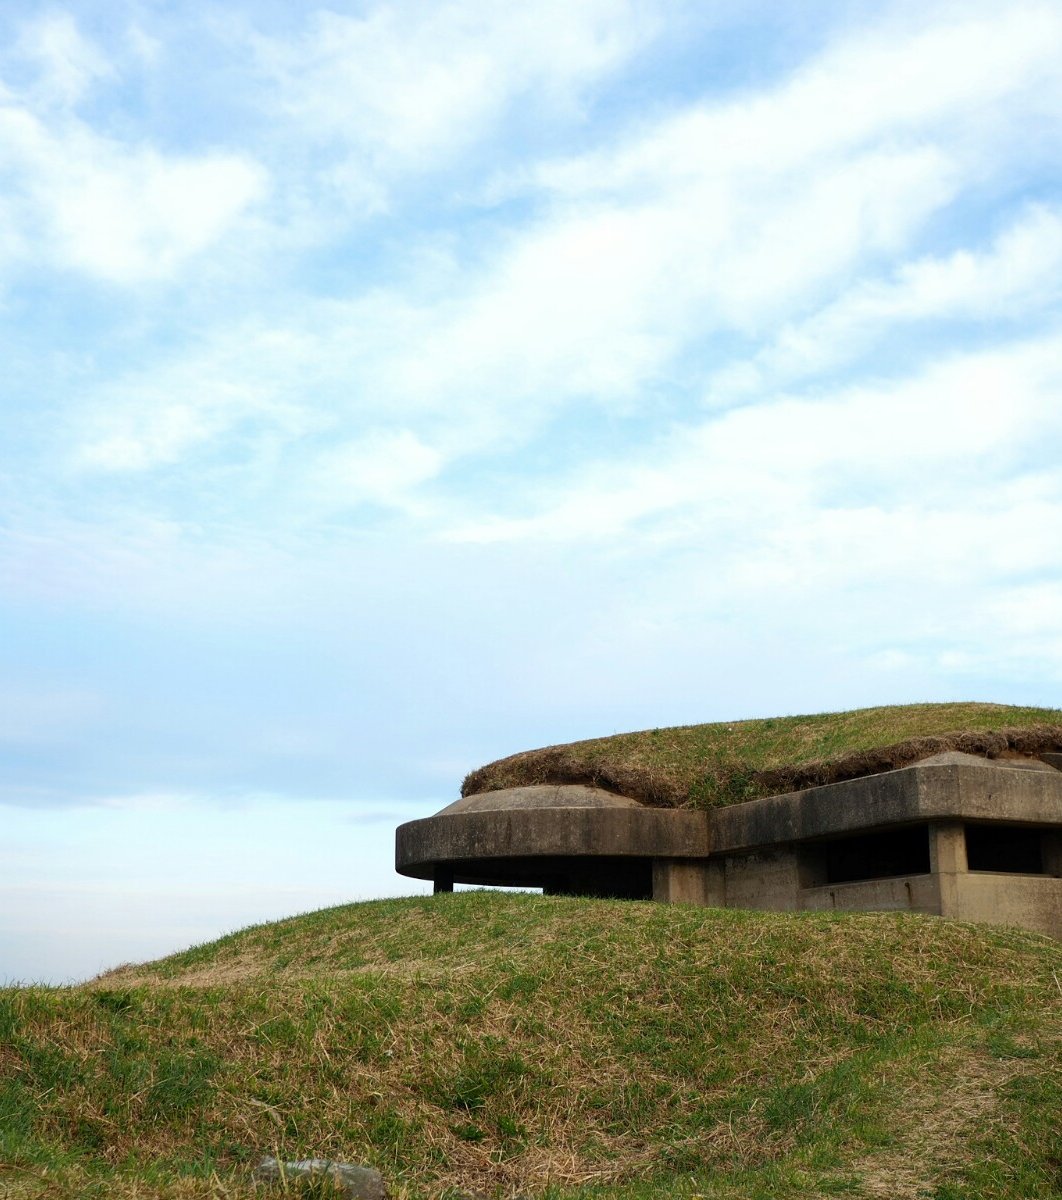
<box><xmin>2</xmin><ymin>0</ymin><xmax>1061</xmax><ymax>983</ymax></box>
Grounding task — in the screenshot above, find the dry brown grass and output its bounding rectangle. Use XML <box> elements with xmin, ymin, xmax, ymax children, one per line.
<box><xmin>838</xmin><ymin>1042</ymin><xmax>1055</xmax><ymax>1200</ymax></box>
<box><xmin>5</xmin><ymin>895</ymin><xmax>1061</xmax><ymax>1199</ymax></box>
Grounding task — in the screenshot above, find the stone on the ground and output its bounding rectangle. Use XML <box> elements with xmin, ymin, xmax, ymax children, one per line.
<box><xmin>253</xmin><ymin>1156</ymin><xmax>388</xmax><ymax>1199</ymax></box>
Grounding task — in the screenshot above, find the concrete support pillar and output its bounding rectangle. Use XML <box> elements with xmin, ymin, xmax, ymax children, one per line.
<box><xmin>433</xmin><ymin>867</ymin><xmax>454</xmax><ymax>894</ymax></box>
<box><xmin>652</xmin><ymin>859</ymin><xmax>713</xmax><ymax>906</ymax></box>
<box><xmin>930</xmin><ymin>821</ymin><xmax>968</xmax><ymax>872</ymax></box>
<box><xmin>929</xmin><ymin>821</ymin><xmax>967</xmax><ymax>917</ymax></box>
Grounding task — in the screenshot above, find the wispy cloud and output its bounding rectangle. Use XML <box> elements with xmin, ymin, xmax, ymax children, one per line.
<box><xmin>1</xmin><ymin>0</ymin><xmax>1061</xmax><ymax>876</ymax></box>
<box><xmin>0</xmin><ymin>13</ymin><xmax>266</xmax><ymax>286</ymax></box>
<box><xmin>12</xmin><ymin>11</ymin><xmax>114</xmax><ymax>107</ymax></box>
<box><xmin>0</xmin><ymin>685</ymin><xmax>105</xmax><ymax>746</ymax></box>
<box><xmin>446</xmin><ymin>332</ymin><xmax>1062</xmax><ymax>546</ymax></box>
<box><xmin>516</xmin><ymin>2</ymin><xmax>1062</xmax><ymax>199</ymax></box>
<box><xmin>712</xmin><ymin>204</ymin><xmax>1062</xmax><ymax>398</ymax></box>
<box><xmin>251</xmin><ymin>0</ymin><xmax>660</xmax><ymax>177</ymax></box>
<box><xmin>41</xmin><ymin>0</ymin><xmax>1060</xmax><ymax>514</ymax></box>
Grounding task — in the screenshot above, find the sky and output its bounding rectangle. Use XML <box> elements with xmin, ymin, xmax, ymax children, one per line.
<box><xmin>2</xmin><ymin>0</ymin><xmax>1061</xmax><ymax>984</ymax></box>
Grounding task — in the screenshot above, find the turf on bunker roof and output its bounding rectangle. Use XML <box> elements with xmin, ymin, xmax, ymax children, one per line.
<box><xmin>461</xmin><ymin>702</ymin><xmax>1062</xmax><ymax>809</ymax></box>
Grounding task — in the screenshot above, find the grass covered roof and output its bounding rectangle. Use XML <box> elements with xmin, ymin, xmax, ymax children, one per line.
<box><xmin>462</xmin><ymin>701</ymin><xmax>1062</xmax><ymax>808</ymax></box>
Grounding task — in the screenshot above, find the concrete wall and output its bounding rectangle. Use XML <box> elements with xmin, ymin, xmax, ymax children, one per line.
<box><xmin>711</xmin><ymin>761</ymin><xmax>1062</xmax><ymax>855</ymax></box>
<box><xmin>672</xmin><ymin>849</ymin><xmax>942</xmax><ymax>916</ymax></box>
<box><xmin>948</xmin><ymin>873</ymin><xmax>1061</xmax><ymax>938</ymax></box>
<box><xmin>651</xmin><ymin>826</ymin><xmax>1061</xmax><ymax>936</ymax></box>
<box><xmin>646</xmin><ymin>772</ymin><xmax>1062</xmax><ymax>933</ymax></box>
<box><xmin>800</xmin><ymin>874</ymin><xmax>940</xmax><ymax>915</ymax></box>
<box><xmin>651</xmin><ymin>859</ymin><xmax>717</xmax><ymax>905</ymax></box>
<box><xmin>720</xmin><ymin>847</ymin><xmax>802</xmax><ymax>912</ymax></box>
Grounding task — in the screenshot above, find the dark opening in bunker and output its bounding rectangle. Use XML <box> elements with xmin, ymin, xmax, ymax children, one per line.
<box><xmin>442</xmin><ymin>855</ymin><xmax>653</xmax><ymax>900</ymax></box>
<box><xmin>965</xmin><ymin>824</ymin><xmax>1045</xmax><ymax>874</ymax></box>
<box><xmin>801</xmin><ymin>825</ymin><xmax>931</xmax><ymax>885</ymax></box>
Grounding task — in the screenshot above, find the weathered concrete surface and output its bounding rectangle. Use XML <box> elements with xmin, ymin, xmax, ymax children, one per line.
<box><xmin>720</xmin><ymin>847</ymin><xmax>803</xmax><ymax>912</ymax></box>
<box><xmin>919</xmin><ymin>751</ymin><xmax>1056</xmax><ymax>772</ymax></box>
<box><xmin>438</xmin><ymin>784</ymin><xmax>645</xmax><ymax>815</ymax></box>
<box><xmin>949</xmin><ymin>873</ymin><xmax>1061</xmax><ymax>937</ymax></box>
<box><xmin>800</xmin><ymin>873</ymin><xmax>940</xmax><ymax>915</ymax></box>
<box><xmin>706</xmin><ymin>840</ymin><xmax>942</xmax><ymax>915</ymax></box>
<box><xmin>652</xmin><ymin>859</ymin><xmax>714</xmax><ymax>905</ymax></box>
<box><xmin>395</xmin><ymin>762</ymin><xmax>1062</xmax><ymax>936</ymax></box>
<box><xmin>396</xmin><ymin>785</ymin><xmax>711</xmax><ymax>883</ymax></box>
<box><xmin>930</xmin><ymin>821</ymin><xmax>967</xmax><ymax>917</ymax></box>
<box><xmin>711</xmin><ymin>760</ymin><xmax>1062</xmax><ymax>854</ymax></box>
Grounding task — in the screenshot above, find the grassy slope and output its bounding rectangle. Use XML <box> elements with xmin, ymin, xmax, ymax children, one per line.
<box><xmin>461</xmin><ymin>702</ymin><xmax>1062</xmax><ymax>807</ymax></box>
<box><xmin>2</xmin><ymin>893</ymin><xmax>1061</xmax><ymax>1200</ymax></box>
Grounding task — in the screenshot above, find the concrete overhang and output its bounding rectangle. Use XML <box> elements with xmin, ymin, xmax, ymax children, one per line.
<box><xmin>395</xmin><ymin>757</ymin><xmax>1062</xmax><ymax>888</ymax></box>
<box><xmin>712</xmin><ymin>754</ymin><xmax>1062</xmax><ymax>854</ymax></box>
<box><xmin>395</xmin><ymin>784</ymin><xmax>712</xmax><ymax>884</ymax></box>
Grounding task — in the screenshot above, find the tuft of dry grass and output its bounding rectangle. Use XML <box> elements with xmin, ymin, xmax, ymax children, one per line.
<box><xmin>460</xmin><ymin>702</ymin><xmax>1062</xmax><ymax>807</ymax></box>
<box><xmin>844</xmin><ymin>1047</ymin><xmax>1021</xmax><ymax>1199</ymax></box>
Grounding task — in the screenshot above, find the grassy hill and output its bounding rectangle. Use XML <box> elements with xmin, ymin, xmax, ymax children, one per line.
<box><xmin>2</xmin><ymin>893</ymin><xmax>1060</xmax><ymax>1199</ymax></box>
<box><xmin>461</xmin><ymin>702</ymin><xmax>1062</xmax><ymax>807</ymax></box>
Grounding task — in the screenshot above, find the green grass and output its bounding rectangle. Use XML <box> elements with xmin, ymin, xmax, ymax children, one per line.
<box><xmin>1</xmin><ymin>893</ymin><xmax>1060</xmax><ymax>1199</ymax></box>
<box><xmin>461</xmin><ymin>701</ymin><xmax>1062</xmax><ymax>807</ymax></box>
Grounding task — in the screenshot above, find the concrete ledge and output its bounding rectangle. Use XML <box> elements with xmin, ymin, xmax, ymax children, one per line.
<box><xmin>801</xmin><ymin>873</ymin><xmax>940</xmax><ymax>916</ymax></box>
<box><xmin>712</xmin><ymin>762</ymin><xmax>1062</xmax><ymax>854</ymax></box>
<box><xmin>396</xmin><ymin>804</ymin><xmax>711</xmax><ymax>881</ymax></box>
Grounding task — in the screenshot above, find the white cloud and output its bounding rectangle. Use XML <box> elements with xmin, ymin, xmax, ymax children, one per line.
<box><xmin>80</xmin><ymin>400</ymin><xmax>225</xmax><ymax>471</ymax></box>
<box><xmin>713</xmin><ymin>204</ymin><xmax>1062</xmax><ymax>397</ymax></box>
<box><xmin>348</xmin><ymin>140</ymin><xmax>955</xmax><ymax>447</ymax></box>
<box><xmin>124</xmin><ymin>24</ymin><xmax>162</xmax><ymax>69</ymax></box>
<box><xmin>446</xmin><ymin>331</ymin><xmax>1062</xmax><ymax>550</ymax></box>
<box><xmin>0</xmin><ymin>510</ymin><xmax>301</xmax><ymax>620</ymax></box>
<box><xmin>97</xmin><ymin>790</ymin><xmax>205</xmax><ymax>814</ymax></box>
<box><xmin>986</xmin><ymin>582</ymin><xmax>1062</xmax><ymax>639</ymax></box>
<box><xmin>50</xmin><ymin>147</ymin><xmax>265</xmax><ymax>284</ymax></box>
<box><xmin>75</xmin><ymin>326</ymin><xmax>316</xmax><ymax>471</ymax></box>
<box><xmin>266</xmin><ymin>2</ymin><xmax>1062</xmax><ymax>438</ymax></box>
<box><xmin>12</xmin><ymin>12</ymin><xmax>113</xmax><ymax>107</ymax></box>
<box><xmin>305</xmin><ymin>429</ymin><xmax>443</xmax><ymax>511</ymax></box>
<box><xmin>253</xmin><ymin>0</ymin><xmax>658</xmax><ymax>175</ymax></box>
<box><xmin>2</xmin><ymin>110</ymin><xmax>266</xmax><ymax>283</ymax></box>
<box><xmin>53</xmin><ymin>2</ymin><xmax>1062</xmax><ymax>482</ymax></box>
<box><xmin>518</xmin><ymin>3</ymin><xmax>1062</xmax><ymax>200</ymax></box>
<box><xmin>0</xmin><ymin>14</ymin><xmax>267</xmax><ymax>286</ymax></box>
<box><xmin>424</xmin><ymin>0</ymin><xmax>1061</xmax><ymax>390</ymax></box>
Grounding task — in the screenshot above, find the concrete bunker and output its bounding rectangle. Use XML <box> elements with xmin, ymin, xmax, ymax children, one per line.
<box><xmin>396</xmin><ymin>784</ymin><xmax>710</xmax><ymax>900</ymax></box>
<box><xmin>395</xmin><ymin>752</ymin><xmax>1062</xmax><ymax>938</ymax></box>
